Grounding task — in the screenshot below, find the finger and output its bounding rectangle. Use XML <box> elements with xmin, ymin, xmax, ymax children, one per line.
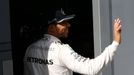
<box><xmin>117</xmin><ymin>18</ymin><xmax>120</xmax><ymax>21</ymax></box>
<box><xmin>117</xmin><ymin>24</ymin><xmax>122</xmax><ymax>31</ymax></box>
<box><xmin>115</xmin><ymin>18</ymin><xmax>119</xmax><ymax>24</ymax></box>
<box><xmin>118</xmin><ymin>19</ymin><xmax>121</xmax><ymax>24</ymax></box>
<box><xmin>115</xmin><ymin>19</ymin><xmax>117</xmax><ymax>23</ymax></box>
<box><xmin>117</xmin><ymin>20</ymin><xmax>121</xmax><ymax>26</ymax></box>
<box><xmin>117</xmin><ymin>18</ymin><xmax>121</xmax><ymax>23</ymax></box>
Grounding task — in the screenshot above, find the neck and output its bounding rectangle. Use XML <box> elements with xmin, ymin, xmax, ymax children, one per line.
<box><xmin>47</xmin><ymin>24</ymin><xmax>61</xmax><ymax>38</ymax></box>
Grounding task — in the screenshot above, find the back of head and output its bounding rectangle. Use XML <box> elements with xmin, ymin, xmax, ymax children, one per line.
<box><xmin>47</xmin><ymin>8</ymin><xmax>75</xmax><ymax>25</ymax></box>
<box><xmin>47</xmin><ymin>8</ymin><xmax>75</xmax><ymax>38</ymax></box>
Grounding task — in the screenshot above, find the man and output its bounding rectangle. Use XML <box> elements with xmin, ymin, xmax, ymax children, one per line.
<box><xmin>24</xmin><ymin>8</ymin><xmax>121</xmax><ymax>75</ymax></box>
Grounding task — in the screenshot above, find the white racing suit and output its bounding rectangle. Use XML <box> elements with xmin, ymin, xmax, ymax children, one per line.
<box><xmin>24</xmin><ymin>34</ymin><xmax>119</xmax><ymax>75</ymax></box>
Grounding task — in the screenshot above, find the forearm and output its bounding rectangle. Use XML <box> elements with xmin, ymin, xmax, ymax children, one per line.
<box><xmin>75</xmin><ymin>41</ymin><xmax>119</xmax><ymax>74</ymax></box>
<box><xmin>59</xmin><ymin>41</ymin><xmax>119</xmax><ymax>75</ymax></box>
<box><xmin>86</xmin><ymin>41</ymin><xmax>119</xmax><ymax>74</ymax></box>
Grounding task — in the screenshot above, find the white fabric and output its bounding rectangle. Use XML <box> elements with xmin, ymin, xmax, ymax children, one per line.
<box><xmin>24</xmin><ymin>34</ymin><xmax>119</xmax><ymax>75</ymax></box>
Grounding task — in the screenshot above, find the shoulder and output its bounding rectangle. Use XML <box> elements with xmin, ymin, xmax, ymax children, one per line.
<box><xmin>56</xmin><ymin>43</ymin><xmax>74</xmax><ymax>53</ymax></box>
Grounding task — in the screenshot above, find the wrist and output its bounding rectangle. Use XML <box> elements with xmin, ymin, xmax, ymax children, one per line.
<box><xmin>112</xmin><ymin>41</ymin><xmax>119</xmax><ymax>46</ymax></box>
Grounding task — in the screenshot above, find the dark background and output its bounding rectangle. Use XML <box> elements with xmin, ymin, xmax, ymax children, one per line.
<box><xmin>10</xmin><ymin>0</ymin><xmax>94</xmax><ymax>75</ymax></box>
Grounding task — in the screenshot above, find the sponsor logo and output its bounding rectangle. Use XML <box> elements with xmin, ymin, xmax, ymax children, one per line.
<box><xmin>26</xmin><ymin>57</ymin><xmax>53</xmax><ymax>65</ymax></box>
<box><xmin>71</xmin><ymin>52</ymin><xmax>88</xmax><ymax>62</ymax></box>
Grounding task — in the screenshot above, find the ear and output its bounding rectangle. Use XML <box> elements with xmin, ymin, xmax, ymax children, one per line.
<box><xmin>48</xmin><ymin>24</ymin><xmax>58</xmax><ymax>33</ymax></box>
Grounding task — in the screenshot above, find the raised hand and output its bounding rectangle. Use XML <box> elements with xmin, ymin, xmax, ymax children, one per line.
<box><xmin>113</xmin><ymin>18</ymin><xmax>122</xmax><ymax>44</ymax></box>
